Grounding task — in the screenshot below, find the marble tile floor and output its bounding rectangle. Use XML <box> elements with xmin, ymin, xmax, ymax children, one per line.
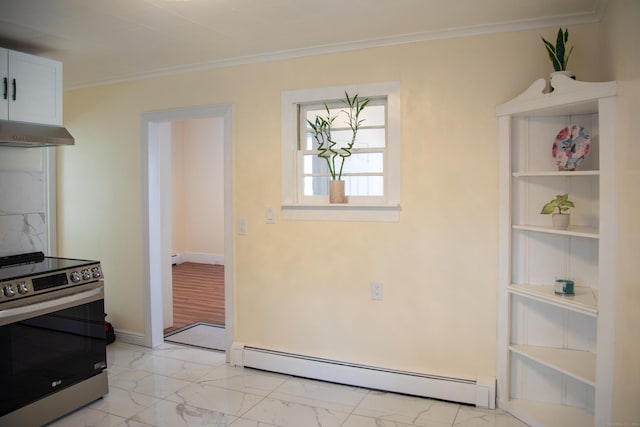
<box><xmin>47</xmin><ymin>341</ymin><xmax>529</xmax><ymax>427</ymax></box>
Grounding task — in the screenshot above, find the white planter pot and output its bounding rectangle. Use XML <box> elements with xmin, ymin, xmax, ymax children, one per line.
<box><xmin>550</xmin><ymin>71</ymin><xmax>576</xmax><ymax>91</ymax></box>
<box><xmin>552</xmin><ymin>213</ymin><xmax>570</xmax><ymax>230</ymax></box>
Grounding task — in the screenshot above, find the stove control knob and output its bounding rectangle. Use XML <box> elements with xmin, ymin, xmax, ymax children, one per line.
<box><xmin>70</xmin><ymin>271</ymin><xmax>81</xmax><ymax>283</ymax></box>
<box><xmin>17</xmin><ymin>282</ymin><xmax>28</xmax><ymax>294</ymax></box>
<box><xmin>92</xmin><ymin>267</ymin><xmax>102</xmax><ymax>279</ymax></box>
<box><xmin>3</xmin><ymin>286</ymin><xmax>15</xmax><ymax>297</ymax></box>
<box><xmin>82</xmin><ymin>269</ymin><xmax>91</xmax><ymax>281</ymax></box>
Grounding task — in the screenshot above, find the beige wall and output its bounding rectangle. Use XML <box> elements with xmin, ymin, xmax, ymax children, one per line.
<box><xmin>171</xmin><ymin>118</ymin><xmax>225</xmax><ymax>258</ymax></box>
<box><xmin>57</xmin><ymin>1</ymin><xmax>637</xmax><ymax>416</ymax></box>
<box><xmin>602</xmin><ymin>0</ymin><xmax>640</xmax><ymax>423</ymax></box>
<box><xmin>171</xmin><ymin>123</ymin><xmax>185</xmax><ymax>253</ymax></box>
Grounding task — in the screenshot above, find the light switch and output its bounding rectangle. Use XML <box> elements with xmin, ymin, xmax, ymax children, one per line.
<box><xmin>266</xmin><ymin>207</ymin><xmax>275</xmax><ymax>224</ymax></box>
<box><xmin>237</xmin><ymin>218</ymin><xmax>247</xmax><ymax>235</ymax></box>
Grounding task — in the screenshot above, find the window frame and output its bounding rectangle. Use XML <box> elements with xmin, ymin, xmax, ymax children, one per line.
<box><xmin>281</xmin><ymin>82</ymin><xmax>401</xmax><ymax>222</ymax></box>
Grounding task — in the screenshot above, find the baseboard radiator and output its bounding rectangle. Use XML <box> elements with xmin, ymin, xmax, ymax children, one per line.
<box><xmin>230</xmin><ymin>343</ymin><xmax>495</xmax><ymax>408</ymax></box>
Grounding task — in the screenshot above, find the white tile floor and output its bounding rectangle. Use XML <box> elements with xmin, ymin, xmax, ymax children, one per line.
<box><xmin>47</xmin><ymin>341</ymin><xmax>529</xmax><ymax>427</ymax></box>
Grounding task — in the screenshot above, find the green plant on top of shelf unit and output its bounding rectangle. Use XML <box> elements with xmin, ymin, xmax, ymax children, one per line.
<box><xmin>541</xmin><ymin>28</ymin><xmax>574</xmax><ymax>72</ymax></box>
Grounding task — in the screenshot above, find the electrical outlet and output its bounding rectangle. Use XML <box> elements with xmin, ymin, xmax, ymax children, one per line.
<box><xmin>371</xmin><ymin>282</ymin><xmax>383</xmax><ymax>300</ymax></box>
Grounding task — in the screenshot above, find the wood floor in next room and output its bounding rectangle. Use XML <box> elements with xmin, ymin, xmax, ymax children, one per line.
<box><xmin>164</xmin><ymin>262</ymin><xmax>224</xmax><ymax>334</ymax></box>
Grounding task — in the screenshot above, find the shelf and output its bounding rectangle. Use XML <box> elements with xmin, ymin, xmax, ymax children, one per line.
<box><xmin>280</xmin><ymin>203</ymin><xmax>401</xmax><ymax>222</ymax></box>
<box><xmin>504</xmin><ymin>399</ymin><xmax>593</xmax><ymax>427</ymax></box>
<box><xmin>510</xmin><ymin>345</ymin><xmax>596</xmax><ymax>386</ymax></box>
<box><xmin>512</xmin><ymin>170</ymin><xmax>599</xmax><ymax>178</ymax></box>
<box><xmin>495</xmin><ymin>75</ymin><xmax>616</xmax><ymax>117</ymax></box>
<box><xmin>498</xmin><ymin>76</ymin><xmax>617</xmax><ymax>427</ymax></box>
<box><xmin>512</xmin><ymin>224</ymin><xmax>599</xmax><ymax>239</ymax></box>
<box><xmin>508</xmin><ymin>284</ymin><xmax>597</xmax><ymax>316</ymax></box>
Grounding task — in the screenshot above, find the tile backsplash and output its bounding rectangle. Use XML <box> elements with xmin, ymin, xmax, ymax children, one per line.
<box><xmin>0</xmin><ymin>147</ymin><xmax>49</xmax><ymax>257</ymax></box>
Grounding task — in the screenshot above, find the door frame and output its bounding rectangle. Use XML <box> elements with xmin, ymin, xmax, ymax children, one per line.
<box><xmin>141</xmin><ymin>104</ymin><xmax>233</xmax><ymax>355</ymax></box>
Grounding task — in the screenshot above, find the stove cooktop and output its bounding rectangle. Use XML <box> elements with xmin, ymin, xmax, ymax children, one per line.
<box><xmin>0</xmin><ymin>252</ymin><xmax>99</xmax><ymax>281</ymax></box>
<box><xmin>0</xmin><ymin>252</ymin><xmax>103</xmax><ymax>302</ymax></box>
<box><xmin>0</xmin><ymin>257</ymin><xmax>98</xmax><ymax>281</ymax></box>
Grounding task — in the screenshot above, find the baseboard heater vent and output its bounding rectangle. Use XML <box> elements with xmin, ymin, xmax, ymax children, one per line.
<box><xmin>230</xmin><ymin>343</ymin><xmax>495</xmax><ymax>408</ymax></box>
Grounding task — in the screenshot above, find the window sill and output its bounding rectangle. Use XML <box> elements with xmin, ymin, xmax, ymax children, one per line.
<box><xmin>281</xmin><ymin>203</ymin><xmax>400</xmax><ymax>222</ymax></box>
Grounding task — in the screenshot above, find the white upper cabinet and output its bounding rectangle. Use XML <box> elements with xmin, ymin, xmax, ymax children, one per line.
<box><xmin>0</xmin><ymin>48</ymin><xmax>62</xmax><ymax>126</ymax></box>
<box><xmin>496</xmin><ymin>75</ymin><xmax>617</xmax><ymax>427</ymax></box>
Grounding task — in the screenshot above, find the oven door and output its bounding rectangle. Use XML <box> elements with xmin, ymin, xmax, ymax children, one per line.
<box><xmin>0</xmin><ymin>282</ymin><xmax>107</xmax><ymax>417</ymax></box>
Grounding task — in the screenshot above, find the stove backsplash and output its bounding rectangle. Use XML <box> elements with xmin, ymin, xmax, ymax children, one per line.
<box><xmin>0</xmin><ymin>148</ymin><xmax>49</xmax><ymax>258</ymax></box>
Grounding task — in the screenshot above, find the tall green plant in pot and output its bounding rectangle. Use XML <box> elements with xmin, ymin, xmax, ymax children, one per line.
<box><xmin>307</xmin><ymin>92</ymin><xmax>370</xmax><ymax>203</ymax></box>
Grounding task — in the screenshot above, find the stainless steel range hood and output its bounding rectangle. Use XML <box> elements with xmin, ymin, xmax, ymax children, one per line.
<box><xmin>0</xmin><ymin>120</ymin><xmax>74</xmax><ymax>147</ymax></box>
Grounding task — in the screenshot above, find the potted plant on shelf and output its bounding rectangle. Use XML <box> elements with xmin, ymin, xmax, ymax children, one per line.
<box><xmin>307</xmin><ymin>92</ymin><xmax>370</xmax><ymax>203</ymax></box>
<box><xmin>541</xmin><ymin>27</ymin><xmax>575</xmax><ymax>89</ymax></box>
<box><xmin>540</xmin><ymin>193</ymin><xmax>575</xmax><ymax>230</ymax></box>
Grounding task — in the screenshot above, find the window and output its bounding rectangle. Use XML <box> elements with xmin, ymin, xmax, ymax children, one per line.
<box><xmin>300</xmin><ymin>97</ymin><xmax>386</xmax><ymax>202</ymax></box>
<box><xmin>281</xmin><ymin>82</ymin><xmax>400</xmax><ymax>221</ymax></box>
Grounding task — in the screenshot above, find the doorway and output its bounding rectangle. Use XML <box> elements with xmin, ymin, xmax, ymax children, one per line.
<box><xmin>141</xmin><ymin>105</ymin><xmax>233</xmax><ymax>356</ymax></box>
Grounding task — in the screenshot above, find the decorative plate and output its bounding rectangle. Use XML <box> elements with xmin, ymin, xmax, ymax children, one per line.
<box><xmin>552</xmin><ymin>124</ymin><xmax>590</xmax><ymax>171</ymax></box>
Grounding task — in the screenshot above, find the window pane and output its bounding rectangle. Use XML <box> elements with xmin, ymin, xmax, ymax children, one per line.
<box><xmin>329</xmin><ymin>129</ymin><xmax>353</xmax><ymax>149</ymax></box>
<box><xmin>306</xmin><ymin>103</ymin><xmax>385</xmax><ymax>126</ymax></box>
<box><xmin>304</xmin><ymin>133</ymin><xmax>313</xmax><ymax>150</ymax></box>
<box><xmin>358</xmin><ymin>104</ymin><xmax>385</xmax><ymax>127</ymax></box>
<box><xmin>304</xmin><ymin>176</ymin><xmax>329</xmax><ymax>196</ymax></box>
<box><xmin>303</xmin><ymin>154</ymin><xmax>330</xmax><ymax>175</ymax></box>
<box><xmin>304</xmin><ymin>99</ymin><xmax>386</xmax><ymax>150</ymax></box>
<box><xmin>354</xmin><ymin>128</ymin><xmax>385</xmax><ymax>148</ymax></box>
<box><xmin>342</xmin><ymin>153</ymin><xmax>384</xmax><ymax>174</ymax></box>
<box><xmin>306</xmin><ymin>128</ymin><xmax>385</xmax><ymax>151</ymax></box>
<box><xmin>347</xmin><ymin>175</ymin><xmax>384</xmax><ymax>196</ymax></box>
<box><xmin>304</xmin><ymin>153</ymin><xmax>383</xmax><ymax>176</ymax></box>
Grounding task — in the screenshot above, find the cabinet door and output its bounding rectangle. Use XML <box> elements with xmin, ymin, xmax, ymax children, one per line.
<box><xmin>7</xmin><ymin>50</ymin><xmax>62</xmax><ymax>125</ymax></box>
<box><xmin>0</xmin><ymin>48</ymin><xmax>7</xmax><ymax>120</ymax></box>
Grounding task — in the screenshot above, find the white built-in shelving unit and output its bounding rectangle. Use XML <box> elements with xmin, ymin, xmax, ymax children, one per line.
<box><xmin>496</xmin><ymin>75</ymin><xmax>617</xmax><ymax>427</ymax></box>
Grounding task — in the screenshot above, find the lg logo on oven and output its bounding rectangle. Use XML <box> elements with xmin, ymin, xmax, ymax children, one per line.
<box><xmin>51</xmin><ymin>380</ymin><xmax>62</xmax><ymax>388</ymax></box>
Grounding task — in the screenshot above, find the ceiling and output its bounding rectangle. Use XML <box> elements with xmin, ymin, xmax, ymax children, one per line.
<box><xmin>0</xmin><ymin>0</ymin><xmax>606</xmax><ymax>89</ymax></box>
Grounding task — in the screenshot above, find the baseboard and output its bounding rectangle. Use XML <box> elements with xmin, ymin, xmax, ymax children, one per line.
<box><xmin>113</xmin><ymin>329</ymin><xmax>146</xmax><ymax>347</ymax></box>
<box><xmin>230</xmin><ymin>342</ymin><xmax>495</xmax><ymax>408</ymax></box>
<box><xmin>172</xmin><ymin>252</ymin><xmax>224</xmax><ymax>265</ymax></box>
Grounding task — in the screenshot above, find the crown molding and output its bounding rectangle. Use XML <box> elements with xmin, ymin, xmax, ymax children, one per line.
<box><xmin>66</xmin><ymin>2</ymin><xmax>607</xmax><ymax>90</ymax></box>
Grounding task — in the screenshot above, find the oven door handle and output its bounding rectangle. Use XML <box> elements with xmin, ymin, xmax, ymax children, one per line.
<box><xmin>0</xmin><ymin>286</ymin><xmax>104</xmax><ymax>326</ymax></box>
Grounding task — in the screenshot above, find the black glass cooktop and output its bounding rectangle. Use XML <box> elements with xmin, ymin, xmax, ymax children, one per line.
<box><xmin>0</xmin><ymin>252</ymin><xmax>99</xmax><ymax>281</ymax></box>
